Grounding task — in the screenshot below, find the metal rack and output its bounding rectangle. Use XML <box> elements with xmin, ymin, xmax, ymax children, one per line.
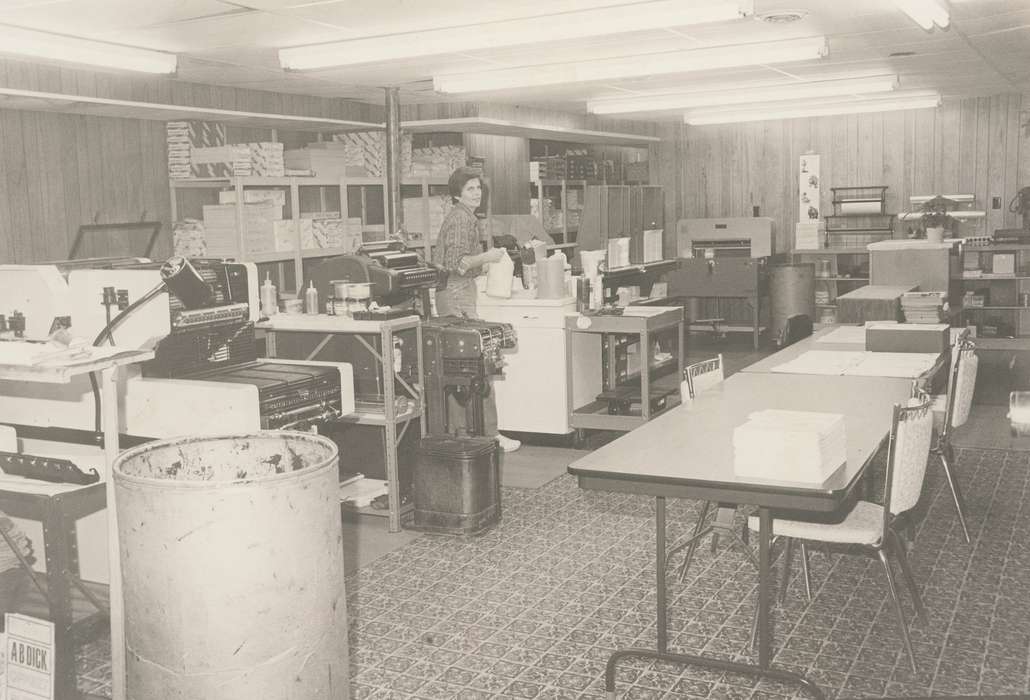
<box><xmin>565</xmin><ymin>307</ymin><xmax>684</xmax><ymax>432</ymax></box>
<box><xmin>259</xmin><ymin>314</ymin><xmax>425</xmax><ymax>532</ymax></box>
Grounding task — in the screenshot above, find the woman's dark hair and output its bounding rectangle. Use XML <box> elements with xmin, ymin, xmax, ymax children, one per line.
<box><xmin>448</xmin><ymin>167</ymin><xmax>481</xmax><ymax>201</ymax></box>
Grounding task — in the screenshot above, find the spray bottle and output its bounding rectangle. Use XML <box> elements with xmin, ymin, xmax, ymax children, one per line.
<box><xmin>260</xmin><ymin>273</ymin><xmax>278</xmax><ymax>317</ymax></box>
<box><xmin>304</xmin><ymin>280</ymin><xmax>320</xmax><ymax>315</ymax></box>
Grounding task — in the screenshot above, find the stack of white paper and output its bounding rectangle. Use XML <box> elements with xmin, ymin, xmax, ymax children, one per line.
<box><xmin>733</xmin><ymin>410</ymin><xmax>847</xmax><ymax>483</ymax></box>
<box><xmin>607</xmin><ymin>237</ymin><xmax>631</xmax><ymax>268</ymax></box>
<box><xmin>339</xmin><ymin>478</ymin><xmax>388</xmax><ymax>507</ymax></box>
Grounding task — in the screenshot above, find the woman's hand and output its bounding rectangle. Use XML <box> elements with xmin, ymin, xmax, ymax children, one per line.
<box><xmin>484</xmin><ymin>247</ymin><xmax>507</xmax><ymax>263</ymax></box>
<box><xmin>463</xmin><ymin>247</ymin><xmax>507</xmax><ymax>272</ymax></box>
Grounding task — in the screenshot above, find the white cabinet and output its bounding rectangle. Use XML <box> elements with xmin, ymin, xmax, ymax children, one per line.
<box><xmin>477</xmin><ymin>293</ymin><xmax>601</xmax><ymax>434</ymax></box>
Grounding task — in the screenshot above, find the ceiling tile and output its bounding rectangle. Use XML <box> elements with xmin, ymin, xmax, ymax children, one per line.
<box><xmin>0</xmin><ymin>0</ymin><xmax>232</xmax><ymax>36</ymax></box>
<box><xmin>102</xmin><ymin>10</ymin><xmax>353</xmax><ymax>52</ymax></box>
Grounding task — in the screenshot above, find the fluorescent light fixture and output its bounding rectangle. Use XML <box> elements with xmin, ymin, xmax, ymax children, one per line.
<box><xmin>589</xmin><ymin>75</ymin><xmax>899</xmax><ymax>114</ymax></box>
<box><xmin>0</xmin><ymin>24</ymin><xmax>177</xmax><ymax>74</ymax></box>
<box><xmin>281</xmin><ymin>0</ymin><xmax>752</xmax><ymax>70</ymax></box>
<box><xmin>893</xmin><ymin>0</ymin><xmax>950</xmax><ymax>30</ymax></box>
<box><xmin>683</xmin><ymin>91</ymin><xmax>941</xmax><ymax>125</ymax></box>
<box><xmin>434</xmin><ymin>36</ymin><xmax>827</xmax><ymax>94</ymax></box>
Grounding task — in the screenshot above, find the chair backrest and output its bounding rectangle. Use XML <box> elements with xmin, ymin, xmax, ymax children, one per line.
<box><xmin>683</xmin><ymin>354</ymin><xmax>724</xmax><ymax>401</ymax></box>
<box><xmin>883</xmin><ymin>393</ymin><xmax>935</xmax><ymax>526</ymax></box>
<box><xmin>943</xmin><ymin>339</ymin><xmax>978</xmax><ymax>433</ymax></box>
<box><xmin>779</xmin><ymin>314</ymin><xmax>813</xmax><ymax>347</ymax></box>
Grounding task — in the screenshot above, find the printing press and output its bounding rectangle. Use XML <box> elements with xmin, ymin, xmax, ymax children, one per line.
<box><xmin>422</xmin><ymin>316</ymin><xmax>517</xmax><ymax>436</ymax></box>
<box><xmin>0</xmin><ymin>257</ymin><xmax>355</xmax><ymax>442</ymax></box>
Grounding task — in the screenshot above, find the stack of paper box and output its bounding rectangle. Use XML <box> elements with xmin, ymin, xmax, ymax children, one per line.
<box><xmin>166</xmin><ymin>122</ymin><xmax>192</xmax><ymax>179</ymax></box>
<box><xmin>202</xmin><ymin>202</ymin><xmax>279</xmax><ymax>256</ymax></box>
<box><xmin>218</xmin><ymin>188</ymin><xmax>286</xmax><ymax>217</ymax></box>
<box><xmin>172</xmin><ymin>219</ymin><xmax>207</xmax><ymax>257</ymax></box>
<box><xmin>733</xmin><ymin>409</ymin><xmax>847</xmax><ymax>483</ymax></box>
<box><xmin>329</xmin><ymin>131</ymin><xmax>412</xmax><ymax>177</ymax></box>
<box><xmin>192</xmin><ymin>145</ymin><xmax>252</xmax><ymax>178</ymax></box>
<box><xmin>410</xmin><ymin>145</ymin><xmax>466</xmax><ymax>177</ymax></box>
<box><xmin>284</xmin><ymin>146</ymin><xmax>353</xmax><ymax>177</ymax></box>
<box><xmin>248</xmin><ymin>142</ymin><xmax>285</xmax><ymax>177</ymax></box>
<box><xmin>272</xmin><ymin>220</ymin><xmax>298</xmax><ymax>252</ymax></box>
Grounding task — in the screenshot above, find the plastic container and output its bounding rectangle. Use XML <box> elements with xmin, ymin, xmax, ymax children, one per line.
<box><xmin>304</xmin><ymin>281</ymin><xmax>320</xmax><ymax>315</ymax></box>
<box><xmin>413</xmin><ymin>435</ymin><xmax>500</xmax><ymax>536</ymax></box>
<box><xmin>112</xmin><ymin>432</ymin><xmax>348</xmax><ymax>700</ymax></box>
<box><xmin>485</xmin><ymin>251</ymin><xmax>515</xmax><ymax>298</ymax></box>
<box><xmin>259</xmin><ymin>273</ymin><xmax>278</xmax><ymax>316</ymax></box>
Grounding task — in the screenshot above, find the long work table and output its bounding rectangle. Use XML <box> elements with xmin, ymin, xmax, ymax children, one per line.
<box><xmin>568</xmin><ymin>370</ymin><xmax>915</xmax><ymax>699</ymax></box>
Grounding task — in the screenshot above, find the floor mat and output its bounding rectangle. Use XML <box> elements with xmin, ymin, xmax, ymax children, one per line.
<box><xmin>501</xmin><ymin>444</ymin><xmax>588</xmax><ymax>489</ymax></box>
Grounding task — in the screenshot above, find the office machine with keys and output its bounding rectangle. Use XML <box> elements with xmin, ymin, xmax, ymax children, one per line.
<box><xmin>306</xmin><ymin>241</ymin><xmax>441</xmax><ymax>314</ymax></box>
<box><xmin>421</xmin><ymin>316</ymin><xmax>517</xmax><ymax>436</ymax></box>
<box><xmin>0</xmin><ymin>258</ymin><xmax>355</xmax><ymax>441</ymax></box>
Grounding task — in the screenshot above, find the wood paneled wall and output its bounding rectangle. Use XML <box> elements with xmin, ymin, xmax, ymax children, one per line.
<box><xmin>0</xmin><ymin>58</ymin><xmax>383</xmax><ymax>264</ymax></box>
<box><xmin>652</xmin><ymin>93</ymin><xmax>1030</xmax><ymax>257</ymax></box>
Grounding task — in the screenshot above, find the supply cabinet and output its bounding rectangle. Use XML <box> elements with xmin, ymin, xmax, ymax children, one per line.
<box><xmin>959</xmin><ymin>243</ymin><xmax>1030</xmax><ymax>337</ymax></box>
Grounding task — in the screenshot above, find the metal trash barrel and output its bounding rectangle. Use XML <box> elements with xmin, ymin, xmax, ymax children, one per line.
<box><xmin>769</xmin><ymin>263</ymin><xmax>816</xmax><ymax>345</ymax></box>
<box><xmin>113</xmin><ymin>432</ymin><xmax>348</xmax><ymax>700</ymax></box>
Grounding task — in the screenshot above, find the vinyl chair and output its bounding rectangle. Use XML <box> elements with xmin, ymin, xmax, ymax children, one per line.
<box><xmin>747</xmin><ymin>393</ymin><xmax>935</xmax><ymax>671</ymax></box>
<box><xmin>929</xmin><ymin>337</ymin><xmax>978</xmax><ymax>543</ymax></box>
<box><xmin>671</xmin><ymin>356</ymin><xmax>757</xmax><ymax>580</ymax></box>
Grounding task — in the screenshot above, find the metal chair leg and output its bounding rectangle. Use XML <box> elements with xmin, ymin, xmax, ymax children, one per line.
<box><xmin>878</xmin><ymin>549</ymin><xmax>917</xmax><ymax>673</ymax></box>
<box><xmin>890</xmin><ymin>529</ymin><xmax>926</xmax><ymax>625</ymax></box>
<box><xmin>935</xmin><ymin>442</ymin><xmax>971</xmax><ymax>543</ymax></box>
<box><xmin>674</xmin><ymin>501</ymin><xmax>712</xmax><ymax>582</ymax></box>
<box><xmin>799</xmin><ymin>542</ymin><xmax>813</xmax><ymax>601</ymax></box>
<box><xmin>779</xmin><ymin>538</ymin><xmax>795</xmax><ymax>603</ymax></box>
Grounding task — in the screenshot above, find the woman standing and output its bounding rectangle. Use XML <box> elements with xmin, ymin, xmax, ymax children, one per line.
<box><xmin>432</xmin><ymin>166</ymin><xmax>521</xmax><ymax>452</ymax></box>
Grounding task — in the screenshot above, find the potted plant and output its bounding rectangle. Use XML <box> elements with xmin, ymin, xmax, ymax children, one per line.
<box><xmin>921</xmin><ymin>196</ymin><xmax>957</xmax><ymax>243</ymax></box>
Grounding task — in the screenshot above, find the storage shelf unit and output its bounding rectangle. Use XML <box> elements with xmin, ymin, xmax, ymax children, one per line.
<box><xmin>260</xmin><ymin>314</ymin><xmax>425</xmax><ymax>532</ymax></box>
<box><xmin>170</xmin><ymin>176</ymin><xmax>356</xmax><ymax>294</ymax></box>
<box><xmin>170</xmin><ymin>174</ymin><xmax>448</xmax><ymax>293</ymax></box>
<box><xmin>792</xmin><ymin>248</ymin><xmax>871</xmax><ymax>323</ymax></box>
<box><xmin>529</xmin><ymin>178</ymin><xmax>587</xmax><ymax>244</ymax></box>
<box><xmin>959</xmin><ymin>243</ymin><xmax>1030</xmax><ymax>337</ymax></box>
<box><xmin>565</xmin><ymin>307</ymin><xmax>684</xmax><ymax>433</ymax></box>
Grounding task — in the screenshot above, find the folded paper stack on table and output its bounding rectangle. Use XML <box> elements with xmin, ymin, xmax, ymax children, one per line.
<box><xmin>733</xmin><ymin>409</ymin><xmax>847</xmax><ymax>483</ymax></box>
<box><xmin>901</xmin><ymin>292</ymin><xmax>947</xmax><ymax>323</ymax></box>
